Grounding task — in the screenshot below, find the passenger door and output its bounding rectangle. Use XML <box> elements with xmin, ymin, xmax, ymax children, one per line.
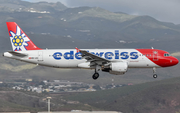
<box><xmin>153</xmin><ymin>51</ymin><xmax>158</xmax><ymax>61</ymax></box>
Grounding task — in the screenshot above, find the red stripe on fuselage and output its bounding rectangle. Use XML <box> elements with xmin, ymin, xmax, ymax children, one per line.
<box><xmin>136</xmin><ymin>49</ymin><xmax>179</xmax><ymax>67</ymax></box>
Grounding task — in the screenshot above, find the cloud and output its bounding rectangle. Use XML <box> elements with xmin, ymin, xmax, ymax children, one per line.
<box><xmin>24</xmin><ymin>0</ymin><xmax>180</xmax><ymax>24</ymax></box>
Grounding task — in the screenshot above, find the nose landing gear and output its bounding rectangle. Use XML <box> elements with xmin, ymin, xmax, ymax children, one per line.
<box><xmin>153</xmin><ymin>67</ymin><xmax>157</xmax><ymax>78</ymax></box>
<box><xmin>153</xmin><ymin>74</ymin><xmax>157</xmax><ymax>78</ymax></box>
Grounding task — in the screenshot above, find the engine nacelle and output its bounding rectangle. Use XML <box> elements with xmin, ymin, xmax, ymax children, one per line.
<box><xmin>109</xmin><ymin>62</ymin><xmax>128</xmax><ymax>75</ymax></box>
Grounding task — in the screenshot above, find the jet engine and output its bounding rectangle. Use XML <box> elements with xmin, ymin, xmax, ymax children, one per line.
<box><xmin>102</xmin><ymin>61</ymin><xmax>128</xmax><ymax>75</ymax></box>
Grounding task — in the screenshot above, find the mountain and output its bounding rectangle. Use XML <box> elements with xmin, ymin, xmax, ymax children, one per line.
<box><xmin>0</xmin><ymin>0</ymin><xmax>67</xmax><ymax>12</ymax></box>
<box><xmin>0</xmin><ymin>0</ymin><xmax>180</xmax><ymax>53</ymax></box>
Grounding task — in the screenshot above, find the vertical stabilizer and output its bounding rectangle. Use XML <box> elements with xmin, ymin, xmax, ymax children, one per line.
<box><xmin>6</xmin><ymin>22</ymin><xmax>42</xmax><ymax>51</ymax></box>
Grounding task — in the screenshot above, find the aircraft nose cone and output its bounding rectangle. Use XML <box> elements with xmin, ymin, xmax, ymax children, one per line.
<box><xmin>172</xmin><ymin>57</ymin><xmax>179</xmax><ymax>65</ymax></box>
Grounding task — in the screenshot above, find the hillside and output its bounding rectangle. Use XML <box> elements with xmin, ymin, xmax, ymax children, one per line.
<box><xmin>0</xmin><ymin>88</ymin><xmax>100</xmax><ymax>112</ymax></box>
<box><xmin>0</xmin><ymin>0</ymin><xmax>67</xmax><ymax>12</ymax></box>
<box><xmin>0</xmin><ymin>56</ymin><xmax>180</xmax><ymax>86</ymax></box>
<box><xmin>63</xmin><ymin>77</ymin><xmax>180</xmax><ymax>113</ymax></box>
<box><xmin>0</xmin><ymin>0</ymin><xmax>180</xmax><ymax>53</ymax></box>
<box><xmin>2</xmin><ymin>77</ymin><xmax>180</xmax><ymax>113</ymax></box>
<box><xmin>0</xmin><ymin>88</ymin><xmax>45</xmax><ymax>112</ymax></box>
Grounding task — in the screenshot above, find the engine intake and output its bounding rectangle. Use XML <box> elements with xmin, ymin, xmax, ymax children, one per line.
<box><xmin>102</xmin><ymin>61</ymin><xmax>128</xmax><ymax>75</ymax></box>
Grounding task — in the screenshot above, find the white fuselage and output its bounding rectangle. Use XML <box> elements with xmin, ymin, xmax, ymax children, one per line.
<box><xmin>4</xmin><ymin>49</ymin><xmax>159</xmax><ymax>68</ymax></box>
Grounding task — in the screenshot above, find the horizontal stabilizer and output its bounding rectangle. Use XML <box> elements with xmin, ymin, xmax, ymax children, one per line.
<box><xmin>8</xmin><ymin>51</ymin><xmax>27</xmax><ymax>57</ymax></box>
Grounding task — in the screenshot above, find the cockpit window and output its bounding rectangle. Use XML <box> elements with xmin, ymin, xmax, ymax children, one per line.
<box><xmin>164</xmin><ymin>53</ymin><xmax>170</xmax><ymax>57</ymax></box>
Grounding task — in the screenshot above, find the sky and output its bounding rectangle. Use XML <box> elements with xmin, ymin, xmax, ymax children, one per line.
<box><xmin>23</xmin><ymin>0</ymin><xmax>180</xmax><ymax>24</ymax></box>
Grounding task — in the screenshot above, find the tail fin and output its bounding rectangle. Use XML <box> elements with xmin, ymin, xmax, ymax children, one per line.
<box><xmin>6</xmin><ymin>22</ymin><xmax>42</xmax><ymax>51</ymax></box>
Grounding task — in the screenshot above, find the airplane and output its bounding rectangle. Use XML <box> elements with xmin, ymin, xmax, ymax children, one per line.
<box><xmin>3</xmin><ymin>22</ymin><xmax>179</xmax><ymax>80</ymax></box>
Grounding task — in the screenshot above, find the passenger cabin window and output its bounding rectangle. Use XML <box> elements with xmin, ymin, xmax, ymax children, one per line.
<box><xmin>164</xmin><ymin>53</ymin><xmax>170</xmax><ymax>57</ymax></box>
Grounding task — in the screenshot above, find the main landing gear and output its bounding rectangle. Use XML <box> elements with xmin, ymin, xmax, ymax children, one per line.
<box><xmin>153</xmin><ymin>67</ymin><xmax>157</xmax><ymax>78</ymax></box>
<box><xmin>92</xmin><ymin>66</ymin><xmax>101</xmax><ymax>80</ymax></box>
<box><xmin>92</xmin><ymin>72</ymin><xmax>99</xmax><ymax>80</ymax></box>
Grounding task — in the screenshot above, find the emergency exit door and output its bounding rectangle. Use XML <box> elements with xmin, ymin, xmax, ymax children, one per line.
<box><xmin>38</xmin><ymin>51</ymin><xmax>43</xmax><ymax>61</ymax></box>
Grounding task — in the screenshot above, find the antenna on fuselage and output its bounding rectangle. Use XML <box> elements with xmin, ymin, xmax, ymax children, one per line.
<box><xmin>151</xmin><ymin>47</ymin><xmax>154</xmax><ymax>49</ymax></box>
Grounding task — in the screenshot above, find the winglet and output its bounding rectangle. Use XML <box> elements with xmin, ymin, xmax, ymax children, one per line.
<box><xmin>75</xmin><ymin>47</ymin><xmax>81</xmax><ymax>53</ymax></box>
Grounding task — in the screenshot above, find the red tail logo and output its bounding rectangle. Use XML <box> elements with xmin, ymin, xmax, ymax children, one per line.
<box><xmin>6</xmin><ymin>22</ymin><xmax>42</xmax><ymax>51</ymax></box>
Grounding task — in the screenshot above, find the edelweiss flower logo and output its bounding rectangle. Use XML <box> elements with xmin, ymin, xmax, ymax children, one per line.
<box><xmin>12</xmin><ymin>36</ymin><xmax>24</xmax><ymax>47</ymax></box>
<box><xmin>10</xmin><ymin>26</ymin><xmax>30</xmax><ymax>51</ymax></box>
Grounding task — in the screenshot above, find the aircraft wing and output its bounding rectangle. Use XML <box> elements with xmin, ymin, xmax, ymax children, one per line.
<box><xmin>80</xmin><ymin>50</ymin><xmax>109</xmax><ymax>62</ymax></box>
<box><xmin>75</xmin><ymin>47</ymin><xmax>110</xmax><ymax>64</ymax></box>
<box><xmin>8</xmin><ymin>51</ymin><xmax>28</xmax><ymax>57</ymax></box>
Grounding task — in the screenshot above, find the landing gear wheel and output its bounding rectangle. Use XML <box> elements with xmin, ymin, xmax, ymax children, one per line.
<box><xmin>153</xmin><ymin>74</ymin><xmax>157</xmax><ymax>78</ymax></box>
<box><xmin>92</xmin><ymin>73</ymin><xmax>99</xmax><ymax>80</ymax></box>
<box><xmin>152</xmin><ymin>67</ymin><xmax>157</xmax><ymax>78</ymax></box>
